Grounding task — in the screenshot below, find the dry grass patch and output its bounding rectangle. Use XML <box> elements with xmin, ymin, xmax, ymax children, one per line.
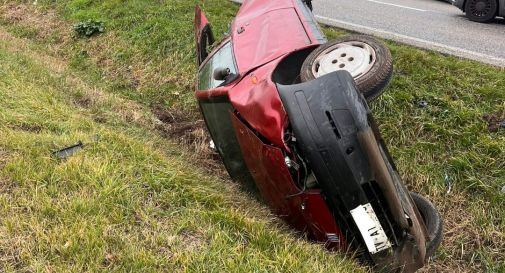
<box><xmin>1</xmin><ymin>3</ymin><xmax>71</xmax><ymax>44</ymax></box>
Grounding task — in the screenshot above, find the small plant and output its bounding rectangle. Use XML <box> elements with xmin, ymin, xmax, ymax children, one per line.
<box><xmin>73</xmin><ymin>20</ymin><xmax>105</xmax><ymax>38</ymax></box>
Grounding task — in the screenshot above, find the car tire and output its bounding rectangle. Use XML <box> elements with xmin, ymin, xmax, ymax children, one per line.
<box><xmin>303</xmin><ymin>0</ymin><xmax>313</xmax><ymax>11</ymax></box>
<box><xmin>410</xmin><ymin>192</ymin><xmax>443</xmax><ymax>258</ymax></box>
<box><xmin>300</xmin><ymin>35</ymin><xmax>393</xmax><ymax>101</ymax></box>
<box><xmin>465</xmin><ymin>0</ymin><xmax>497</xmax><ymax>23</ymax></box>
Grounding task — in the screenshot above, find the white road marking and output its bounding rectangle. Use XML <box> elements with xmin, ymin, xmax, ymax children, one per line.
<box><xmin>366</xmin><ymin>0</ymin><xmax>427</xmax><ymax>12</ymax></box>
<box><xmin>315</xmin><ymin>15</ymin><xmax>505</xmax><ymax>67</ymax></box>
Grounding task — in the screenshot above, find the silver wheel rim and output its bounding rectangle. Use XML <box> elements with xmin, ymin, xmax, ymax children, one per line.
<box><xmin>311</xmin><ymin>41</ymin><xmax>377</xmax><ymax>79</ymax></box>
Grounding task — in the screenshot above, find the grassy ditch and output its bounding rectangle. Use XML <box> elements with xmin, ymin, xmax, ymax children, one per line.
<box><xmin>0</xmin><ymin>0</ymin><xmax>504</xmax><ymax>272</ymax></box>
<box><xmin>0</xmin><ymin>21</ymin><xmax>362</xmax><ymax>273</ymax></box>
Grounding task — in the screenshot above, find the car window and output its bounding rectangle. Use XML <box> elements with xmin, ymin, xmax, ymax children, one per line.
<box><xmin>198</xmin><ymin>42</ymin><xmax>237</xmax><ymax>90</ymax></box>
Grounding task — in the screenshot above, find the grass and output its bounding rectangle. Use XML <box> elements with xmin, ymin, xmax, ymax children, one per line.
<box><xmin>0</xmin><ymin>1</ymin><xmax>365</xmax><ymax>272</ymax></box>
<box><xmin>0</xmin><ymin>0</ymin><xmax>504</xmax><ymax>272</ymax></box>
<box><xmin>0</xmin><ymin>19</ymin><xmax>362</xmax><ymax>273</ymax></box>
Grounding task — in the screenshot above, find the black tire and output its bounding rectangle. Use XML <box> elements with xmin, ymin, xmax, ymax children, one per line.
<box><xmin>301</xmin><ymin>35</ymin><xmax>393</xmax><ymax>101</ymax></box>
<box><xmin>465</xmin><ymin>0</ymin><xmax>497</xmax><ymax>23</ymax></box>
<box><xmin>410</xmin><ymin>192</ymin><xmax>443</xmax><ymax>258</ymax></box>
<box><xmin>303</xmin><ymin>0</ymin><xmax>313</xmax><ymax>11</ymax></box>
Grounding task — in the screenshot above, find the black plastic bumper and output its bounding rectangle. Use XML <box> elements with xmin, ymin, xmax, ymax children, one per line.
<box><xmin>277</xmin><ymin>71</ymin><xmax>428</xmax><ymax>272</ymax></box>
<box><xmin>277</xmin><ymin>71</ymin><xmax>381</xmax><ymax>261</ymax></box>
<box><xmin>277</xmin><ymin>71</ymin><xmax>373</xmax><ymax>211</ymax></box>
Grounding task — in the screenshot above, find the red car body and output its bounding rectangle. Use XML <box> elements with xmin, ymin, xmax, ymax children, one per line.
<box><xmin>195</xmin><ymin>0</ymin><xmax>343</xmax><ymax>247</ymax></box>
<box><xmin>194</xmin><ymin>1</ymin><xmax>437</xmax><ymax>272</ymax></box>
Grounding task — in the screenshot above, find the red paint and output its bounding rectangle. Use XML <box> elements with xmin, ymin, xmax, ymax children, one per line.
<box><xmin>231</xmin><ymin>113</ymin><xmax>345</xmax><ymax>246</ymax></box>
<box><xmin>194</xmin><ymin>5</ymin><xmax>209</xmax><ymax>39</ymax></box>
<box><xmin>195</xmin><ymin>85</ymin><xmax>229</xmax><ymax>100</ymax></box>
<box><xmin>301</xmin><ymin>192</ymin><xmax>347</xmax><ymax>249</ymax></box>
<box><xmin>232</xmin><ymin>5</ymin><xmax>311</xmax><ymax>73</ymax></box>
<box><xmin>228</xmin><ymin>62</ymin><xmax>288</xmax><ymax>148</ymax></box>
<box><xmin>195</xmin><ymin>0</ymin><xmax>345</xmax><ymax>248</ymax></box>
<box><xmin>194</xmin><ymin>5</ymin><xmax>211</xmax><ymax>64</ymax></box>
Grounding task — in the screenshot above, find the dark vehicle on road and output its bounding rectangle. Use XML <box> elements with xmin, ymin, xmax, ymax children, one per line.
<box><xmin>453</xmin><ymin>0</ymin><xmax>505</xmax><ymax>22</ymax></box>
<box><xmin>195</xmin><ymin>0</ymin><xmax>442</xmax><ymax>272</ymax></box>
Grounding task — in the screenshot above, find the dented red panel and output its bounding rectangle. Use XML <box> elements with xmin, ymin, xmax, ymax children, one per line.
<box><xmin>231</xmin><ymin>112</ymin><xmax>304</xmax><ymax>226</ymax></box>
<box><xmin>228</xmin><ymin>60</ymin><xmax>287</xmax><ymax>148</ymax></box>
<box><xmin>231</xmin><ymin>113</ymin><xmax>345</xmax><ymax>244</ymax></box>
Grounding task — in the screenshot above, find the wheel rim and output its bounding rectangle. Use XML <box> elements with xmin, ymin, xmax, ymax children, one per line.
<box><xmin>469</xmin><ymin>0</ymin><xmax>492</xmax><ymax>17</ymax></box>
<box><xmin>311</xmin><ymin>41</ymin><xmax>377</xmax><ymax>79</ymax></box>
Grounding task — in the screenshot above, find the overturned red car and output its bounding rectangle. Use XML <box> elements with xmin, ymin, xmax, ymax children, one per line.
<box><xmin>194</xmin><ymin>1</ymin><xmax>442</xmax><ymax>272</ymax></box>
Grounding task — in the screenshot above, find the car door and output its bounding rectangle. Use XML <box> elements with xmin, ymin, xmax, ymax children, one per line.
<box><xmin>195</xmin><ymin>6</ymin><xmax>215</xmax><ymax>65</ymax></box>
<box><xmin>195</xmin><ymin>34</ymin><xmax>257</xmax><ymax>192</ymax></box>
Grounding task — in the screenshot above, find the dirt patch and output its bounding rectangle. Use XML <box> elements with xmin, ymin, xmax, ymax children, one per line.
<box><xmin>152</xmin><ymin>106</ymin><xmax>227</xmax><ymax>178</ymax></box>
<box><xmin>7</xmin><ymin>123</ymin><xmax>42</xmax><ymax>133</ymax></box>
<box><xmin>0</xmin><ymin>176</ymin><xmax>18</xmax><ymax>195</ymax></box>
<box><xmin>0</xmin><ymin>148</ymin><xmax>14</xmax><ymax>195</ymax></box>
<box><xmin>0</xmin><ymin>235</ymin><xmax>23</xmax><ymax>271</ymax></box>
<box><xmin>73</xmin><ymin>96</ymin><xmax>92</xmax><ymax>109</ymax></box>
<box><xmin>102</xmin><ymin>252</ymin><xmax>119</xmax><ymax>267</ymax></box>
<box><xmin>158</xmin><ymin>247</ymin><xmax>174</xmax><ymax>260</ymax></box>
<box><xmin>71</xmin><ymin>88</ymin><xmax>107</xmax><ymax>110</ymax></box>
<box><xmin>179</xmin><ymin>230</ymin><xmax>207</xmax><ymax>251</ymax></box>
<box><xmin>0</xmin><ymin>148</ymin><xmax>8</xmax><ymax>170</ymax></box>
<box><xmin>483</xmin><ymin>113</ymin><xmax>505</xmax><ymax>132</ymax></box>
<box><xmin>152</xmin><ymin>106</ymin><xmax>221</xmax><ymax>171</ymax></box>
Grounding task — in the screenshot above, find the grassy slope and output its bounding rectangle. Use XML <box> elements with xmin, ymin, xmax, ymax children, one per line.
<box><xmin>324</xmin><ymin>30</ymin><xmax>505</xmax><ymax>272</ymax></box>
<box><xmin>0</xmin><ymin>3</ymin><xmax>364</xmax><ymax>273</ymax></box>
<box><xmin>0</xmin><ymin>0</ymin><xmax>504</xmax><ymax>272</ymax></box>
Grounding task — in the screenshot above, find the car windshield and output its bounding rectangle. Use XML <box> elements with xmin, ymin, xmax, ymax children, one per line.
<box><xmin>198</xmin><ymin>42</ymin><xmax>237</xmax><ymax>90</ymax></box>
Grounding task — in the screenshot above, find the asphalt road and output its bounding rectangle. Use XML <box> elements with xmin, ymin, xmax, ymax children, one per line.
<box><xmin>313</xmin><ymin>0</ymin><xmax>505</xmax><ymax>67</ymax></box>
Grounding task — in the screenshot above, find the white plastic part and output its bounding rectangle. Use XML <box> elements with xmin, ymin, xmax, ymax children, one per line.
<box><xmin>350</xmin><ymin>203</ymin><xmax>392</xmax><ymax>254</ymax></box>
<box><xmin>312</xmin><ymin>41</ymin><xmax>376</xmax><ymax>79</ymax></box>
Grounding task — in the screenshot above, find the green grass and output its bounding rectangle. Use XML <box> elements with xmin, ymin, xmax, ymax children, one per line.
<box><xmin>0</xmin><ymin>25</ymin><xmax>362</xmax><ymax>272</ymax></box>
<box><xmin>0</xmin><ymin>0</ymin><xmax>504</xmax><ymax>272</ymax></box>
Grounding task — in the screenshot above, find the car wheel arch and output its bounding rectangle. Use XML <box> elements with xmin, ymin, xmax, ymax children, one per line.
<box><xmin>271</xmin><ymin>47</ymin><xmax>319</xmax><ymax>86</ymax></box>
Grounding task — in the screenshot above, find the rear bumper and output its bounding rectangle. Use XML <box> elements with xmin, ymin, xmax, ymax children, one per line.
<box><xmin>276</xmin><ymin>71</ymin><xmax>427</xmax><ymax>272</ymax></box>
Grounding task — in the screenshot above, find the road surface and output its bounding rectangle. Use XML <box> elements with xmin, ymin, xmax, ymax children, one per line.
<box><xmin>313</xmin><ymin>0</ymin><xmax>505</xmax><ymax>67</ymax></box>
